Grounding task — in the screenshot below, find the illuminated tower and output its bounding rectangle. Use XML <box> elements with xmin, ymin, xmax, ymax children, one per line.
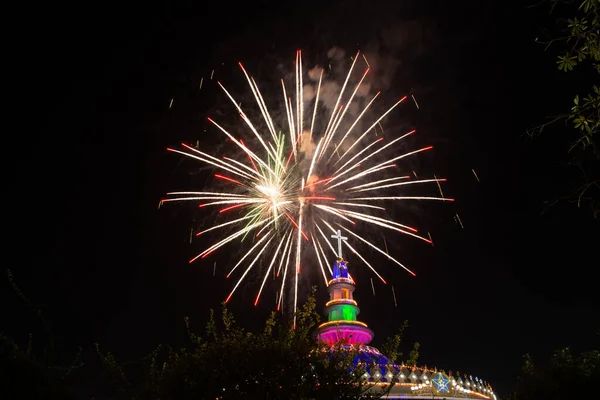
<box><xmin>314</xmin><ymin>230</ymin><xmax>499</xmax><ymax>396</ymax></box>
<box><xmin>316</xmin><ymin>230</ymin><xmax>374</xmax><ymax>346</ymax></box>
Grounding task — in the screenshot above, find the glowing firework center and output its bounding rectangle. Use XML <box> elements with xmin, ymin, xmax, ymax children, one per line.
<box><xmin>316</xmin><ymin>233</ymin><xmax>498</xmax><ymax>399</ymax></box>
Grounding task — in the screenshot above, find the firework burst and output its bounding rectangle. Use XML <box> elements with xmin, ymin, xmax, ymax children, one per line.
<box><xmin>161</xmin><ymin>50</ymin><xmax>453</xmax><ymax>327</ymax></box>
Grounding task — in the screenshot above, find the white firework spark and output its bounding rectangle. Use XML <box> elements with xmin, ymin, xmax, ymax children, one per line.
<box><xmin>161</xmin><ymin>50</ymin><xmax>453</xmax><ymax>328</ymax></box>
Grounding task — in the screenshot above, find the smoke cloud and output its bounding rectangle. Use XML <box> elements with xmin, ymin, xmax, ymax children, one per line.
<box><xmin>296</xmin><ymin>17</ymin><xmax>438</xmax><ymax>162</ymax></box>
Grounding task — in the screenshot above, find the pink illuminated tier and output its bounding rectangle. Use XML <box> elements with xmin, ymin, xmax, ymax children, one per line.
<box><xmin>316</xmin><ymin>257</ymin><xmax>374</xmax><ymax>346</ymax></box>
<box><xmin>317</xmin><ymin>321</ymin><xmax>374</xmax><ymax>346</ymax></box>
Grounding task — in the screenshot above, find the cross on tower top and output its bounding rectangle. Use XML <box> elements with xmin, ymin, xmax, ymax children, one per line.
<box><xmin>331</xmin><ymin>229</ymin><xmax>348</xmax><ymax>258</ymax></box>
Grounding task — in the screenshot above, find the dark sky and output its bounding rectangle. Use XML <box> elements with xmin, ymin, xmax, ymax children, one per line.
<box><xmin>5</xmin><ymin>0</ymin><xmax>599</xmax><ymax>397</ymax></box>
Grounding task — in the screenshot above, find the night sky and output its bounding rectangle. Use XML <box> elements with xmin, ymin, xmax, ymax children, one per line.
<box><xmin>5</xmin><ymin>0</ymin><xmax>599</xmax><ymax>397</ymax></box>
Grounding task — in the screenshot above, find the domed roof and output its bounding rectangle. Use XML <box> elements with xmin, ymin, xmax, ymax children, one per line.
<box><xmin>316</xmin><ymin>254</ymin><xmax>498</xmax><ymax>399</ymax></box>
<box><xmin>331</xmin><ymin>344</ymin><xmax>399</xmax><ymax>382</ymax></box>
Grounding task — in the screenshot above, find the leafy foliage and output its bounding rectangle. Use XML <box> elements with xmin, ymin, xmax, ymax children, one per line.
<box><xmin>2</xmin><ymin>272</ymin><xmax>417</xmax><ymax>399</ymax></box>
<box><xmin>549</xmin><ymin>0</ymin><xmax>600</xmax><ymax>142</ymax></box>
<box><xmin>1</xmin><ymin>270</ymin><xmax>82</xmax><ymax>400</ymax></box>
<box><xmin>530</xmin><ymin>0</ymin><xmax>600</xmax><ymax>217</ymax></box>
<box><xmin>380</xmin><ymin>320</ymin><xmax>408</xmax><ymax>364</ymax></box>
<box><xmin>95</xmin><ymin>287</ymin><xmax>400</xmax><ymax>399</ymax></box>
<box><xmin>513</xmin><ymin>347</ymin><xmax>600</xmax><ymax>399</ymax></box>
<box><xmin>406</xmin><ymin>342</ymin><xmax>421</xmax><ymax>367</ymax></box>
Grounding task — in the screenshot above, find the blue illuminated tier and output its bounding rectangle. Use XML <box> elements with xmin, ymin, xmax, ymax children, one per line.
<box><xmin>332</xmin><ymin>258</ymin><xmax>349</xmax><ymax>279</ymax></box>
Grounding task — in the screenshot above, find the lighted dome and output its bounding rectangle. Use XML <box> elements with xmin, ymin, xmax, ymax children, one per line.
<box><xmin>344</xmin><ymin>345</ymin><xmax>400</xmax><ymax>382</ymax></box>
<box><xmin>314</xmin><ymin>233</ymin><xmax>499</xmax><ymax>399</ymax></box>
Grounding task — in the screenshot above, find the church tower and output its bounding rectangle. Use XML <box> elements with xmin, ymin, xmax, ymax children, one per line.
<box><xmin>316</xmin><ymin>230</ymin><xmax>374</xmax><ymax>346</ymax></box>
<box><xmin>313</xmin><ymin>230</ymin><xmax>499</xmax><ymax>397</ymax></box>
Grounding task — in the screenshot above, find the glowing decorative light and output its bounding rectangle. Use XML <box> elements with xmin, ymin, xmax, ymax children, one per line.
<box><xmin>325</xmin><ymin>299</ymin><xmax>357</xmax><ymax>307</ymax></box>
<box><xmin>317</xmin><ymin>320</ymin><xmax>368</xmax><ymax>329</ymax></box>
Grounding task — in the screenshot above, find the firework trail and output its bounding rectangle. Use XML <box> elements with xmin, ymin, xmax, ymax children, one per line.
<box><xmin>161</xmin><ymin>50</ymin><xmax>453</xmax><ymax>327</ymax></box>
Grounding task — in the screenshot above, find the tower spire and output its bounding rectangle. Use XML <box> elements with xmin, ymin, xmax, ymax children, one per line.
<box><xmin>330</xmin><ymin>229</ymin><xmax>347</xmax><ymax>258</ymax></box>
